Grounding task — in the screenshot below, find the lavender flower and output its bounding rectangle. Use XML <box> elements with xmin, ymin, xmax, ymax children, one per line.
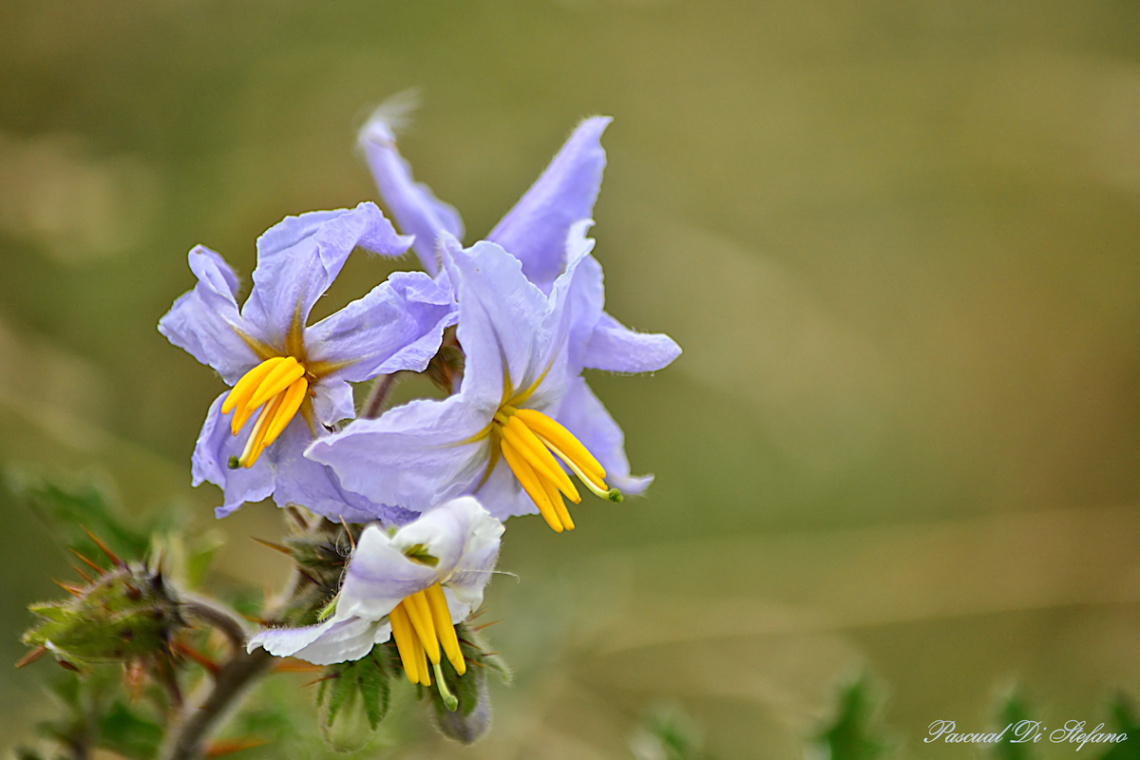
<box><xmin>158</xmin><ymin>202</ymin><xmax>455</xmax><ymax>521</ymax></box>
<box><xmin>249</xmin><ymin>497</ymin><xmax>503</xmax><ymax>690</ymax></box>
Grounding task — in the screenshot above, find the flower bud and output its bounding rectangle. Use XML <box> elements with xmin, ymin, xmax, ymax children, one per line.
<box><xmin>317</xmin><ymin>649</ymin><xmax>391</xmax><ymax>752</ymax></box>
<box><xmin>434</xmin><ymin>671</ymin><xmax>492</xmax><ymax>744</ymax></box>
<box><xmin>320</xmin><ymin>684</ymin><xmax>375</xmax><ymax>752</ymax></box>
<box><xmin>22</xmin><ymin>563</ymin><xmax>183</xmax><ymax>670</ymax></box>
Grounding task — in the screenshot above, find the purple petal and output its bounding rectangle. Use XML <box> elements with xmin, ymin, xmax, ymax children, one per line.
<box><xmin>584</xmin><ymin>313</ymin><xmax>682</xmax><ymax>374</ymax></box>
<box><xmin>338</xmin><ymin>525</ymin><xmax>439</xmax><ymax>620</ymax></box>
<box><xmin>269</xmin><ymin>424</ymin><xmax>412</xmax><ymax>525</ymax></box>
<box><xmin>158</xmin><ymin>246</ymin><xmax>265</xmax><ymax>385</ymax></box>
<box><xmin>358</xmin><ymin>113</ymin><xmax>464</xmax><ymax>276</ymax></box>
<box><xmin>306</xmin><ymin>394</ymin><xmax>491</xmax><ymax>512</ymax></box>
<box><xmin>249</xmin><ymin>617</ymin><xmax>385</xmax><ymax>665</ymax></box>
<box><xmin>192</xmin><ymin>394</ymin><xmax>275</xmax><ymax>518</ymax></box>
<box><xmin>472</xmin><ymin>456</ymin><xmax>538</xmax><ymax>522</ymax></box>
<box><xmin>240</xmin><ymin>203</ymin><xmax>412</xmax><ymax>349</ymax></box>
<box><xmin>556</xmin><ymin>376</ymin><xmax>653</xmax><ymax>495</ymax></box>
<box><xmin>488</xmin><ymin>117</ymin><xmax>611</xmax><ymax>291</ymax></box>
<box><xmin>305</xmin><ymin>270</ymin><xmax>456</xmax><ymax>384</ymax></box>
<box><xmin>442</xmin><ymin>234</ymin><xmax>592</xmax><ymax>411</ymax></box>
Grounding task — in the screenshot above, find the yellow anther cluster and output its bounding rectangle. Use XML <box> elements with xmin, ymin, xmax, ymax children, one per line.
<box><xmin>389</xmin><ymin>582</ymin><xmax>465</xmax><ymax>686</ymax></box>
<box><xmin>222</xmin><ymin>356</ymin><xmax>310</xmax><ymax>468</ymax></box>
<box><xmin>494</xmin><ymin>407</ymin><xmax>610</xmax><ymax>533</ymax></box>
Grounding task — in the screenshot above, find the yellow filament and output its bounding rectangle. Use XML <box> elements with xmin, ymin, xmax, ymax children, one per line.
<box><xmin>224</xmin><ymin>356</ymin><xmax>311</xmax><ymax>468</ymax></box>
<box><xmin>223</xmin><ymin>357</ymin><xmax>285</xmax><ymax>416</ymax></box>
<box><xmin>544</xmin><ymin>475</ymin><xmax>575</xmax><ymax>531</ymax></box>
<box><xmin>262</xmin><ymin>377</ymin><xmax>307</xmax><ymax>447</ymax></box>
<box><xmin>247</xmin><ymin>357</ymin><xmax>306</xmax><ymax>408</ymax></box>
<box><xmin>425</xmin><ymin>583</ymin><xmax>465</xmax><ymax>675</ymax></box>
<box><xmin>389</xmin><ymin>603</ymin><xmax>420</xmax><ymax>684</ymax></box>
<box><xmin>502</xmin><ymin>415</ymin><xmax>580</xmax><ymax>502</ymax></box>
<box><xmin>237</xmin><ymin>393</ymin><xmax>286</xmax><ymax>468</ymax></box>
<box><xmin>500</xmin><ymin>438</ymin><xmax>564</xmax><ymax>532</ymax></box>
<box><xmin>404</xmin><ymin>591</ymin><xmax>441</xmax><ymax>665</ymax></box>
<box><xmin>409</xmin><ymin>627</ymin><xmax>430</xmax><ymax>686</ymax></box>
<box><xmin>512</xmin><ymin>408</ymin><xmax>607</xmax><ymax>484</ymax></box>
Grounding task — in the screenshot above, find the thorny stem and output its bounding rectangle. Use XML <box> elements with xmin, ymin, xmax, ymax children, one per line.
<box><xmin>158</xmin><ymin>565</ymin><xmax>311</xmax><ymax>760</ymax></box>
<box><xmin>362</xmin><ymin>372</ymin><xmax>401</xmax><ymax>418</ymax></box>
<box><xmin>181</xmin><ymin>597</ymin><xmax>247</xmax><ymax>649</ymax></box>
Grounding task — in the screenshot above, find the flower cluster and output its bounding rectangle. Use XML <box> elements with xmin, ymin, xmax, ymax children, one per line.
<box><xmin>159</xmin><ymin>108</ymin><xmax>679</xmax><ymax>739</ymax></box>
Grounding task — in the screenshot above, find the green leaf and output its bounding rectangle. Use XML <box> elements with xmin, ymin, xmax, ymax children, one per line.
<box><xmin>813</xmin><ymin>676</ymin><xmax>889</xmax><ymax>760</ymax></box>
<box><xmin>992</xmin><ymin>688</ymin><xmax>1036</xmax><ymax>760</ymax></box>
<box><xmin>1100</xmin><ymin>693</ymin><xmax>1140</xmax><ymax>760</ymax></box>
<box><xmin>96</xmin><ymin>701</ymin><xmax>163</xmax><ymax>760</ymax></box>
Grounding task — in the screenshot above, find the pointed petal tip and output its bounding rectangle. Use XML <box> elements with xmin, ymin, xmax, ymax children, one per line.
<box><xmin>357</xmin><ymin>90</ymin><xmax>422</xmax><ymax>148</ymax></box>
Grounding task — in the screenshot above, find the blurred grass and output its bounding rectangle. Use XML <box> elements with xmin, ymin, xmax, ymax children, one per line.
<box><xmin>3</xmin><ymin>0</ymin><xmax>1140</xmax><ymax>757</ymax></box>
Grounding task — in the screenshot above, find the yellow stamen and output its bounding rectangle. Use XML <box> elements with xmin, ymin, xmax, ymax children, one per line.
<box><xmin>500</xmin><ymin>438</ymin><xmax>564</xmax><ymax>532</ymax></box>
<box><xmin>404</xmin><ymin>590</ymin><xmax>441</xmax><ymax>665</ymax></box>
<box><xmin>491</xmin><ymin>406</ymin><xmax>618</xmax><ymax>530</ymax></box>
<box><xmin>425</xmin><ymin>583</ymin><xmax>465</xmax><ymax>675</ymax></box>
<box><xmin>247</xmin><ymin>356</ymin><xmax>306</xmax><ymax>409</ymax></box>
<box><xmin>389</xmin><ymin>603</ymin><xmax>419</xmax><ymax>684</ymax></box>
<box><xmin>237</xmin><ymin>393</ymin><xmax>286</xmax><ymax>468</ymax></box>
<box><xmin>502</xmin><ymin>415</ymin><xmax>580</xmax><ymax>502</ymax></box>
<box><xmin>262</xmin><ymin>377</ymin><xmax>307</xmax><ymax>447</ymax></box>
<box><xmin>513</xmin><ymin>408</ymin><xmax>606</xmax><ymax>484</ymax></box>
<box><xmin>224</xmin><ymin>356</ymin><xmax>312</xmax><ymax>468</ymax></box>
<box><xmin>223</xmin><ymin>357</ymin><xmax>285</xmax><ymax>416</ymax></box>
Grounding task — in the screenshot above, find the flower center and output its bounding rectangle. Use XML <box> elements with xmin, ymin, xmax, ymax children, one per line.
<box><xmin>221</xmin><ymin>356</ymin><xmax>310</xmax><ymax>468</ymax></box>
<box><xmin>492</xmin><ymin>406</ymin><xmax>620</xmax><ymax>533</ymax></box>
<box><xmin>388</xmin><ymin>582</ymin><xmax>465</xmax><ymax>692</ymax></box>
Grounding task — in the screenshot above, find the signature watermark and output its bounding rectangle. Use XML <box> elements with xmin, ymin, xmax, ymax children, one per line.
<box><xmin>925</xmin><ymin>720</ymin><xmax>1128</xmax><ymax>751</ymax></box>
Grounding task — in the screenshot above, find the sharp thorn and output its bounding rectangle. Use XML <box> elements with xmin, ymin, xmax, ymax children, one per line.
<box><xmin>15</xmin><ymin>646</ymin><xmax>48</xmax><ymax>668</ymax></box>
<box><xmin>205</xmin><ymin>738</ymin><xmax>270</xmax><ymax>757</ymax></box>
<box><xmin>57</xmin><ymin>660</ymin><xmax>81</xmax><ymax>673</ymax></box>
<box><xmin>70</xmin><ymin>549</ymin><xmax>106</xmax><ymax>575</ymax></box>
<box><xmin>82</xmin><ymin>528</ymin><xmax>123</xmax><ymax>567</ymax></box>
<box><xmin>173</xmin><ymin>641</ymin><xmax>220</xmax><ymax>675</ymax></box>
<box><xmin>71</xmin><ymin>565</ymin><xmax>94</xmax><ymax>584</ymax></box>
<box><xmin>272</xmin><ymin>658</ymin><xmax>325</xmax><ymax>674</ymax></box>
<box><xmin>53</xmin><ymin>580</ymin><xmax>85</xmax><ymax>597</ymax></box>
<box><xmin>300</xmin><ymin>673</ymin><xmax>339</xmax><ymax>688</ymax></box>
<box><xmin>250</xmin><ymin>537</ymin><xmax>293</xmax><ymax>555</ymax></box>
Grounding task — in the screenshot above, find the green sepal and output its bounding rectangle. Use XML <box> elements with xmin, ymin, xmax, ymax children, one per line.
<box><xmin>317</xmin><ymin>646</ymin><xmax>393</xmax><ymax>751</ymax></box>
<box><xmin>22</xmin><ymin>564</ymin><xmax>183</xmax><ymax>669</ymax></box>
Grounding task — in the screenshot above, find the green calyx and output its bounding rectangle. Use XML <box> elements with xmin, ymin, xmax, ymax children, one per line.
<box><xmin>22</xmin><ymin>564</ymin><xmax>184</xmax><ymax>670</ymax></box>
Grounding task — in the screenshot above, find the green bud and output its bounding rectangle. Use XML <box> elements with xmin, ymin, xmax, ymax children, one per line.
<box><xmin>317</xmin><ymin>648</ymin><xmax>391</xmax><ymax>752</ymax></box>
<box><xmin>22</xmin><ymin>564</ymin><xmax>184</xmax><ymax>670</ymax></box>
<box><xmin>428</xmin><ymin>622</ymin><xmax>511</xmax><ymax>744</ymax></box>
<box><xmin>433</xmin><ymin>670</ymin><xmax>491</xmax><ymax>744</ymax></box>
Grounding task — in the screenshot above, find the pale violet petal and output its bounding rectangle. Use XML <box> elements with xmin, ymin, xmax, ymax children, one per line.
<box><xmin>249</xmin><ymin>617</ymin><xmax>384</xmax><ymax>665</ymax></box>
<box><xmin>583</xmin><ymin>313</ymin><xmax>682</xmax><ymax>374</ymax></box>
<box><xmin>158</xmin><ymin>246</ymin><xmax>265</xmax><ymax>385</ymax></box>
<box><xmin>488</xmin><ymin>117</ymin><xmax>611</xmax><ymax>291</ymax></box>
<box><xmin>306</xmin><ymin>394</ymin><xmax>491</xmax><ymax>512</ymax></box>
<box><xmin>556</xmin><ymin>376</ymin><xmax>653</xmax><ymax>495</ymax></box>
<box><xmin>358</xmin><ymin>112</ymin><xmax>464</xmax><ymax>276</ymax></box>
<box><xmin>305</xmin><ymin>270</ymin><xmax>456</xmax><ymax>384</ymax></box>
<box><xmin>192</xmin><ymin>394</ymin><xmax>274</xmax><ymax>519</ymax></box>
<box><xmin>241</xmin><ymin>203</ymin><xmax>411</xmax><ymax>349</ymax></box>
<box><xmin>338</xmin><ymin>525</ymin><xmax>438</xmax><ymax>619</ymax></box>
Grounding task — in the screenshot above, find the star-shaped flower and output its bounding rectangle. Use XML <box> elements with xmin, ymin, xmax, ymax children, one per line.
<box><xmin>158</xmin><ymin>202</ymin><xmax>456</xmax><ymax>521</ymax></box>
<box><xmin>307</xmin><ymin>222</ymin><xmax>676</xmax><ymax>531</ymax></box>
<box><xmin>248</xmin><ymin>496</ymin><xmax>503</xmax><ymax>690</ymax></box>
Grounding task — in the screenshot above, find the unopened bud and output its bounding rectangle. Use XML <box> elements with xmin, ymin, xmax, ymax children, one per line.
<box><xmin>22</xmin><ymin>563</ymin><xmax>183</xmax><ymax>670</ymax></box>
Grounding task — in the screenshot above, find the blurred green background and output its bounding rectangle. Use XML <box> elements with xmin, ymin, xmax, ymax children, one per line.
<box><xmin>3</xmin><ymin>0</ymin><xmax>1140</xmax><ymax>757</ymax></box>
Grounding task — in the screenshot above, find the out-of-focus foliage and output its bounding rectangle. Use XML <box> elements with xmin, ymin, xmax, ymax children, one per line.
<box><xmin>810</xmin><ymin>676</ymin><xmax>890</xmax><ymax>760</ymax></box>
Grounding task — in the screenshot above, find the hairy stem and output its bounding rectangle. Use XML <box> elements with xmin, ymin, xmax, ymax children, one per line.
<box><xmin>182</xmin><ymin>597</ymin><xmax>248</xmax><ymax>649</ymax></box>
<box><xmin>157</xmin><ymin>648</ymin><xmax>274</xmax><ymax>760</ymax></box>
